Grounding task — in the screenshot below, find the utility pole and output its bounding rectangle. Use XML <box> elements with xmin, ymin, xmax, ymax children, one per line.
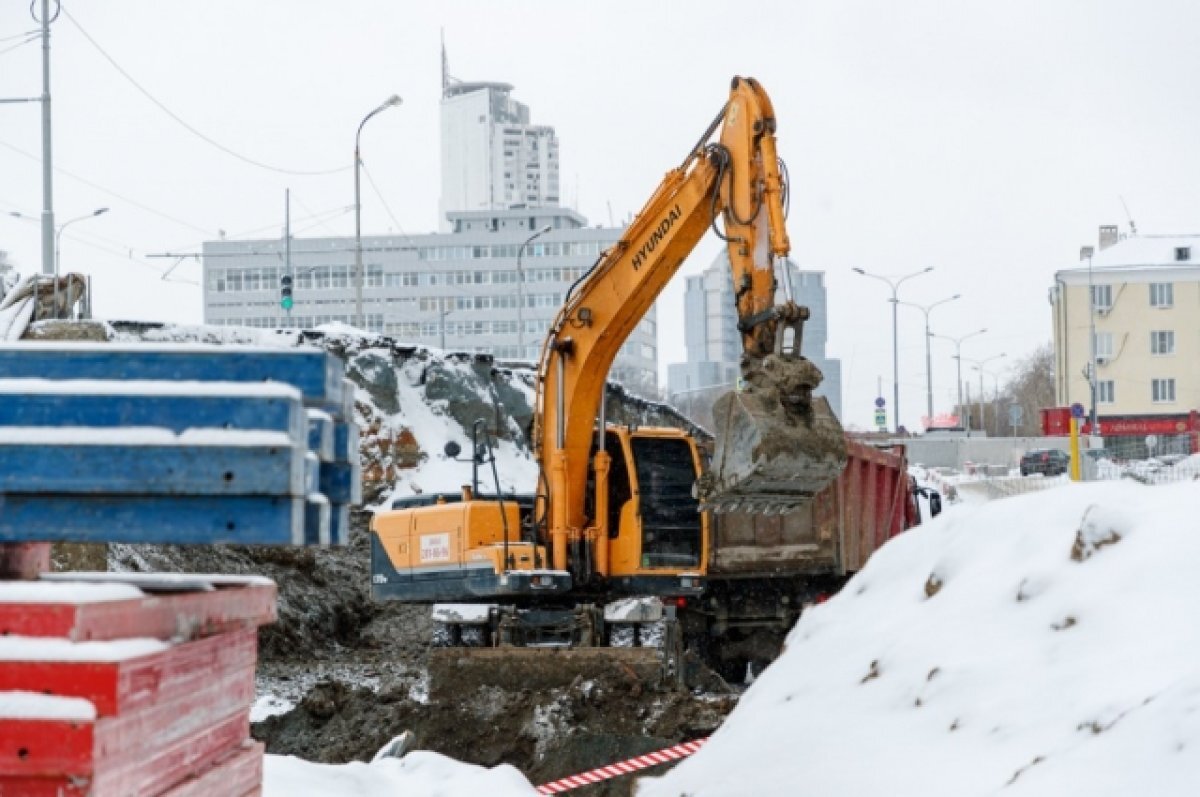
<box><xmin>39</xmin><ymin>0</ymin><xmax>58</xmax><ymax>276</ymax></box>
<box><xmin>439</xmin><ymin>295</ymin><xmax>446</xmax><ymax>350</ymax></box>
<box><xmin>284</xmin><ymin>189</ymin><xmax>292</xmax><ymax>322</ymax></box>
<box><xmin>931</xmin><ymin>328</ymin><xmax>987</xmax><ymax>433</ymax></box>
<box><xmin>897</xmin><ymin>294</ymin><xmax>961</xmax><ymax>424</ymax></box>
<box><xmin>516</xmin><ymin>225</ymin><xmax>551</xmax><ymax>360</ymax></box>
<box><xmin>1082</xmin><ymin>245</ymin><xmax>1098</xmax><ymax>434</ymax></box>
<box><xmin>852</xmin><ymin>267</ymin><xmax>934</xmax><ymax>433</ymax></box>
<box><xmin>964</xmin><ymin>354</ymin><xmax>1006</xmax><ymax>437</ymax></box>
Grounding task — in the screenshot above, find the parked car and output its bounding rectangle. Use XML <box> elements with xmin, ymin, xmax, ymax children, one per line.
<box><xmin>1020</xmin><ymin>448</ymin><xmax>1070</xmax><ymax>476</ymax></box>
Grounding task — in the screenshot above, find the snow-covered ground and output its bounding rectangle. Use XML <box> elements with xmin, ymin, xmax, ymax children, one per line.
<box><xmin>264</xmin><ymin>751</ymin><xmax>536</xmax><ymax>796</ymax></box>
<box><xmin>638</xmin><ymin>479</ymin><xmax>1200</xmax><ymax>796</ymax></box>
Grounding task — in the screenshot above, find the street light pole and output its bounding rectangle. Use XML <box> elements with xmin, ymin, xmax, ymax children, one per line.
<box><xmin>54</xmin><ymin>206</ymin><xmax>110</xmax><ymax>309</ymax></box>
<box><xmin>354</xmin><ymin>94</ymin><xmax>402</xmax><ymax>330</ymax></box>
<box><xmin>931</xmin><ymin>328</ymin><xmax>987</xmax><ymax>432</ymax></box>
<box><xmin>516</xmin><ymin>224</ymin><xmax>551</xmax><ymax>359</ymax></box>
<box><xmin>897</xmin><ymin>294</ymin><xmax>961</xmax><ymax>423</ymax></box>
<box><xmin>963</xmin><ymin>353</ymin><xmax>1005</xmax><ymax>435</ymax></box>
<box><xmin>852</xmin><ymin>266</ymin><xmax>934</xmax><ymax>433</ymax></box>
<box><xmin>972</xmin><ymin>364</ymin><xmax>1003</xmax><ymax>436</ymax></box>
<box><xmin>1082</xmin><ymin>246</ymin><xmax>1098</xmax><ymax>433</ymax></box>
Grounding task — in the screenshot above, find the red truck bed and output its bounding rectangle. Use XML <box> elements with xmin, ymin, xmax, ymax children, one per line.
<box><xmin>711</xmin><ymin>437</ymin><xmax>916</xmax><ymax>576</ymax></box>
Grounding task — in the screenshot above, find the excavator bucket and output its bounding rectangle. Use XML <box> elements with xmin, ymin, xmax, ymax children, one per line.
<box><xmin>700</xmin><ymin>354</ymin><xmax>847</xmax><ymax>515</ymax></box>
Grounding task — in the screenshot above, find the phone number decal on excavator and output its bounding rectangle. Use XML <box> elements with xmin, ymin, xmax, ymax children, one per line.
<box><xmin>419</xmin><ymin>533</ymin><xmax>451</xmax><ymax>563</ymax></box>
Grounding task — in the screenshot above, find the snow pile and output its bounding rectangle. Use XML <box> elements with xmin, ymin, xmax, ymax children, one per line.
<box><xmin>1094</xmin><ymin>453</ymin><xmax>1200</xmax><ymax>485</ymax></box>
<box><xmin>640</xmin><ymin>480</ymin><xmax>1200</xmax><ymax>796</ymax></box>
<box><xmin>264</xmin><ymin>751</ymin><xmax>535</xmax><ymax>797</ymax></box>
<box><xmin>375</xmin><ymin>352</ymin><xmax>538</xmax><ymax>502</ymax></box>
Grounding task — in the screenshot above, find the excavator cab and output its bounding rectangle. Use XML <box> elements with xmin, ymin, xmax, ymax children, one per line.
<box><xmin>586</xmin><ymin>428</ymin><xmax>706</xmax><ymax>586</ymax></box>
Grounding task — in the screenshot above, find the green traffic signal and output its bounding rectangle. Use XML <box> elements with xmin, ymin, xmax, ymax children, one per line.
<box><xmin>280</xmin><ymin>273</ymin><xmax>294</xmax><ymax>310</ymax></box>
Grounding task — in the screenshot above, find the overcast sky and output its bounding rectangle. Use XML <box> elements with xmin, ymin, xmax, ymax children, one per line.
<box><xmin>2</xmin><ymin>1</ymin><xmax>1198</xmax><ymax>431</ymax></box>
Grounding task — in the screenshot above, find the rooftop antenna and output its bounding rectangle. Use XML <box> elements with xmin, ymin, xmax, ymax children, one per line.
<box><xmin>1119</xmin><ymin>195</ymin><xmax>1138</xmax><ymax>236</ymax></box>
<box><xmin>441</xmin><ymin>28</ymin><xmax>448</xmax><ymax>93</ymax></box>
<box><xmin>606</xmin><ymin>200</ymin><xmax>614</xmax><ymax>227</ymax></box>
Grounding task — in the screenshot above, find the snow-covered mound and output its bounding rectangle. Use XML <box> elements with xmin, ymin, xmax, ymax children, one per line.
<box><xmin>641</xmin><ymin>480</ymin><xmax>1200</xmax><ymax>796</ymax></box>
<box><xmin>265</xmin><ymin>751</ymin><xmax>535</xmax><ymax>796</ymax></box>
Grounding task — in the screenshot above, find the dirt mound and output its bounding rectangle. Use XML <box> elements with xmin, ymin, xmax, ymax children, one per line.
<box><xmin>109</xmin><ymin>511</ymin><xmax>425</xmax><ymax>661</ymax></box>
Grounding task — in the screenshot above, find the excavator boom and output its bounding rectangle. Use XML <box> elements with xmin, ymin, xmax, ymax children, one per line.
<box><xmin>534</xmin><ymin>77</ymin><xmax>846</xmax><ymax>567</ymax></box>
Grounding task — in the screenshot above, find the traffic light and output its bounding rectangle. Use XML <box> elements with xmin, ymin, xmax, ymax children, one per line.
<box><xmin>280</xmin><ymin>274</ymin><xmax>293</xmax><ymax>311</ymax></box>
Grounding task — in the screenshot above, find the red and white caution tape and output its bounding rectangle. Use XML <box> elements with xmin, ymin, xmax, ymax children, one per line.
<box><xmin>535</xmin><ymin>737</ymin><xmax>708</xmax><ymax>794</ymax></box>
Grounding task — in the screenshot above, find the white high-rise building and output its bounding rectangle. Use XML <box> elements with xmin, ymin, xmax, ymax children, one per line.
<box><xmin>439</xmin><ymin>48</ymin><xmax>560</xmax><ymax>229</ymax></box>
<box><xmin>666</xmin><ymin>254</ymin><xmax>842</xmax><ymax>418</ymax></box>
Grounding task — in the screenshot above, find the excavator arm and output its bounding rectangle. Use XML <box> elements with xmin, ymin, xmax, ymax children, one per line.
<box><xmin>533</xmin><ymin>77</ymin><xmax>847</xmax><ymax>573</ymax></box>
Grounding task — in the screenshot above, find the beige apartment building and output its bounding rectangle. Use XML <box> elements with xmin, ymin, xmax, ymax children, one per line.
<box><xmin>1051</xmin><ymin>226</ymin><xmax>1200</xmax><ymax>425</ymax></box>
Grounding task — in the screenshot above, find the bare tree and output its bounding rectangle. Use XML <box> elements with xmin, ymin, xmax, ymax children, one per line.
<box><xmin>999</xmin><ymin>343</ymin><xmax>1055</xmax><ymax>436</ymax></box>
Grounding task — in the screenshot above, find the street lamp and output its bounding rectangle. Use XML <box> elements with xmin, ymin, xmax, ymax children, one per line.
<box><xmin>516</xmin><ymin>224</ymin><xmax>552</xmax><ymax>359</ymax></box>
<box><xmin>965</xmin><ymin>354</ymin><xmax>1006</xmax><ymax>435</ymax></box>
<box><xmin>1081</xmin><ymin>245</ymin><xmax>1098</xmax><ymax>434</ymax></box>
<box><xmin>897</xmin><ymin>293</ymin><xmax>961</xmax><ymax>423</ymax></box>
<box><xmin>930</xmin><ymin>327</ymin><xmax>987</xmax><ymax>431</ymax></box>
<box><xmin>970</xmin><ymin>360</ymin><xmax>1006</xmax><ymax>436</ymax></box>
<box><xmin>354</xmin><ymin>94</ymin><xmax>402</xmax><ymax>330</ymax></box>
<box><xmin>852</xmin><ymin>266</ymin><xmax>934</xmax><ymax>432</ymax></box>
<box><xmin>13</xmin><ymin>207</ymin><xmax>109</xmax><ymax>317</ymax></box>
<box><xmin>55</xmin><ymin>207</ymin><xmax>109</xmax><ymax>278</ymax></box>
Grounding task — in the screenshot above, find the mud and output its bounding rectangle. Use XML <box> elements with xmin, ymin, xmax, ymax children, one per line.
<box><xmin>254</xmin><ymin>668</ymin><xmax>735</xmax><ymax>796</ymax></box>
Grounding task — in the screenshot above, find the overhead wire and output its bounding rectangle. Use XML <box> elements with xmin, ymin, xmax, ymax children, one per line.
<box><xmin>0</xmin><ymin>32</ymin><xmax>38</xmax><ymax>57</ymax></box>
<box><xmin>0</xmin><ymin>29</ymin><xmax>40</xmax><ymax>43</ymax></box>
<box><xmin>0</xmin><ymin>138</ymin><xmax>214</xmax><ymax>235</ymax></box>
<box><xmin>359</xmin><ymin>159</ymin><xmax>413</xmax><ymax>242</ymax></box>
<box><xmin>60</xmin><ymin>7</ymin><xmax>349</xmax><ymax>177</ymax></box>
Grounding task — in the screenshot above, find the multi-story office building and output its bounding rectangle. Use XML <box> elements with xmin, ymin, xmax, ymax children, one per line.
<box><xmin>666</xmin><ymin>254</ymin><xmax>842</xmax><ymax>418</ymax></box>
<box><xmin>1050</xmin><ymin>226</ymin><xmax>1200</xmax><ymax>427</ymax></box>
<box><xmin>439</xmin><ymin>63</ymin><xmax>560</xmax><ymax>229</ymax></box>
<box><xmin>201</xmin><ymin>207</ymin><xmax>657</xmax><ymax>387</ymax></box>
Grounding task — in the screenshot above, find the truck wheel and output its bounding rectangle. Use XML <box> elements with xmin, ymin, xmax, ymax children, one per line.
<box><xmin>432</xmin><ymin>622</ymin><xmax>458</xmax><ymax>648</ymax></box>
<box><xmin>637</xmin><ymin>619</ymin><xmax>667</xmax><ymax>649</ymax></box>
<box><xmin>459</xmin><ymin>625</ymin><xmax>488</xmax><ymax>647</ymax></box>
<box><xmin>608</xmin><ymin>624</ymin><xmax>636</xmax><ymax>648</ymax></box>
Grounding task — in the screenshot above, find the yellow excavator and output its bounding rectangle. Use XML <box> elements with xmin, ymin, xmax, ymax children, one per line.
<box><xmin>370</xmin><ymin>77</ymin><xmax>846</xmax><ymax>652</ymax></box>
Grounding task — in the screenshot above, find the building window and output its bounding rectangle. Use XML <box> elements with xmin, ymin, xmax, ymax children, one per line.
<box><xmin>1090</xmin><ymin>284</ymin><xmax>1112</xmax><ymax>312</ymax></box>
<box><xmin>1098</xmin><ymin>380</ymin><xmax>1115</xmax><ymax>404</ymax></box>
<box><xmin>1149</xmin><ymin>282</ymin><xmax>1173</xmax><ymax>307</ymax></box>
<box><xmin>1174</xmin><ymin>247</ymin><xmax>1190</xmax><ymax>262</ymax></box>
<box><xmin>1093</xmin><ymin>332</ymin><xmax>1113</xmax><ymax>360</ymax></box>
<box><xmin>1152</xmin><ymin>378</ymin><xmax>1176</xmax><ymax>403</ymax></box>
<box><xmin>1151</xmin><ymin>330</ymin><xmax>1175</xmax><ymax>355</ymax></box>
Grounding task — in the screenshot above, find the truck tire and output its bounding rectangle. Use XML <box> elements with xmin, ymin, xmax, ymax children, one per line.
<box><xmin>608</xmin><ymin>624</ymin><xmax>636</xmax><ymax>648</ymax></box>
<box><xmin>460</xmin><ymin>625</ymin><xmax>488</xmax><ymax>647</ymax></box>
<box><xmin>638</xmin><ymin>619</ymin><xmax>667</xmax><ymax>649</ymax></box>
<box><xmin>432</xmin><ymin>622</ymin><xmax>459</xmax><ymax>648</ymax></box>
